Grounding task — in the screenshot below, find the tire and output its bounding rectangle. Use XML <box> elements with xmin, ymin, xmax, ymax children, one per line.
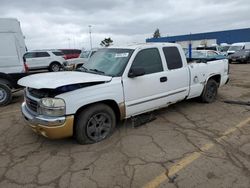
<box><xmin>0</xmin><ymin>82</ymin><xmax>12</xmax><ymax>106</ymax></box>
<box><xmin>75</xmin><ymin>104</ymin><xmax>116</xmax><ymax>144</ymax></box>
<box><xmin>49</xmin><ymin>62</ymin><xmax>61</xmax><ymax>72</ymax></box>
<box><xmin>200</xmin><ymin>79</ymin><xmax>218</xmax><ymax>103</ymax></box>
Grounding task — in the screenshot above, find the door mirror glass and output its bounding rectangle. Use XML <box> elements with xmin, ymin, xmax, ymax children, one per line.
<box><xmin>128</xmin><ymin>67</ymin><xmax>145</xmax><ymax>78</ymax></box>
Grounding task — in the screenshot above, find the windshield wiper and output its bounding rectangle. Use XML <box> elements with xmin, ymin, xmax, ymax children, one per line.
<box><xmin>76</xmin><ymin>66</ymin><xmax>88</xmax><ymax>72</ymax></box>
<box><xmin>76</xmin><ymin>66</ymin><xmax>105</xmax><ymax>75</ymax></box>
<box><xmin>89</xmin><ymin>69</ymin><xmax>105</xmax><ymax>75</ymax></box>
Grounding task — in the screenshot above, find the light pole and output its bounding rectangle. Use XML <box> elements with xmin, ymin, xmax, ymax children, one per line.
<box><xmin>67</xmin><ymin>38</ymin><xmax>71</xmax><ymax>48</ymax></box>
<box><xmin>89</xmin><ymin>25</ymin><xmax>92</xmax><ymax>49</ymax></box>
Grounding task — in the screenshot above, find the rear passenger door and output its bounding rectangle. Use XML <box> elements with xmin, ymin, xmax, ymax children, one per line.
<box><xmin>24</xmin><ymin>52</ymin><xmax>36</xmax><ymax>69</ymax></box>
<box><xmin>161</xmin><ymin>46</ymin><xmax>189</xmax><ymax>102</ymax></box>
<box><xmin>34</xmin><ymin>52</ymin><xmax>51</xmax><ymax>68</ymax></box>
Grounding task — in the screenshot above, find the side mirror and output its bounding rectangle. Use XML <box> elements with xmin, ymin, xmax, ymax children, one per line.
<box><xmin>128</xmin><ymin>67</ymin><xmax>145</xmax><ymax>78</ymax></box>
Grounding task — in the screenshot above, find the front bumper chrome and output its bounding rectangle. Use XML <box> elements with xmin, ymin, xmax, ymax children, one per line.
<box><xmin>63</xmin><ymin>64</ymin><xmax>75</xmax><ymax>71</ymax></box>
<box><xmin>21</xmin><ymin>102</ymin><xmax>74</xmax><ymax>139</ymax></box>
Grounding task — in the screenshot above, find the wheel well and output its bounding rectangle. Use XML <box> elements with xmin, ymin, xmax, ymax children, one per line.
<box><xmin>208</xmin><ymin>74</ymin><xmax>221</xmax><ymax>85</ymax></box>
<box><xmin>73</xmin><ymin>100</ymin><xmax>121</xmax><ymax>136</ymax></box>
<box><xmin>0</xmin><ymin>75</ymin><xmax>13</xmax><ymax>88</ymax></box>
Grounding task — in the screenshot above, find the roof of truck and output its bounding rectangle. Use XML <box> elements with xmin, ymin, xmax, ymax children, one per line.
<box><xmin>109</xmin><ymin>42</ymin><xmax>179</xmax><ymax>50</ymax></box>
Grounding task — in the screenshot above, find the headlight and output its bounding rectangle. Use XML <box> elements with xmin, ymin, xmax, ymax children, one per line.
<box><xmin>38</xmin><ymin>98</ymin><xmax>65</xmax><ymax>117</ymax></box>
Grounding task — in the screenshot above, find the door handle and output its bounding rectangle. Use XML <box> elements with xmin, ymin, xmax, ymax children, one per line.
<box><xmin>160</xmin><ymin>76</ymin><xmax>168</xmax><ymax>82</ymax></box>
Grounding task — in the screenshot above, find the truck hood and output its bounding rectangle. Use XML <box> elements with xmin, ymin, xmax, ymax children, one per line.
<box><xmin>18</xmin><ymin>71</ymin><xmax>112</xmax><ymax>89</ymax></box>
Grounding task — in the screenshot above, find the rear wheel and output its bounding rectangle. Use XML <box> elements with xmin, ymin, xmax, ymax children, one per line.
<box><xmin>49</xmin><ymin>62</ymin><xmax>61</xmax><ymax>72</ymax></box>
<box><xmin>75</xmin><ymin>104</ymin><xmax>116</xmax><ymax>144</ymax></box>
<box><xmin>0</xmin><ymin>81</ymin><xmax>12</xmax><ymax>106</ymax></box>
<box><xmin>201</xmin><ymin>79</ymin><xmax>218</xmax><ymax>103</ymax></box>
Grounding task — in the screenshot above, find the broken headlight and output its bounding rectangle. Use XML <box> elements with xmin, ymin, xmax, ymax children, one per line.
<box><xmin>38</xmin><ymin>98</ymin><xmax>65</xmax><ymax>117</ymax></box>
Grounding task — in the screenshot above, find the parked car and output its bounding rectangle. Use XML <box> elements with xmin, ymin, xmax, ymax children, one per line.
<box><xmin>186</xmin><ymin>50</ymin><xmax>226</xmax><ymax>63</ymax></box>
<box><xmin>0</xmin><ymin>18</ymin><xmax>28</xmax><ymax>106</ymax></box>
<box><xmin>228</xmin><ymin>49</ymin><xmax>250</xmax><ymax>64</ymax></box>
<box><xmin>59</xmin><ymin>49</ymin><xmax>81</xmax><ymax>60</ymax></box>
<box><xmin>218</xmin><ymin>44</ymin><xmax>231</xmax><ymax>56</ymax></box>
<box><xmin>196</xmin><ymin>46</ymin><xmax>220</xmax><ymax>52</ymax></box>
<box><xmin>227</xmin><ymin>42</ymin><xmax>250</xmax><ymax>56</ymax></box>
<box><xmin>64</xmin><ymin>48</ymin><xmax>98</xmax><ymax>70</ymax></box>
<box><xmin>19</xmin><ymin>43</ymin><xmax>229</xmax><ymax>144</ymax></box>
<box><xmin>23</xmin><ymin>50</ymin><xmax>67</xmax><ymax>72</ymax></box>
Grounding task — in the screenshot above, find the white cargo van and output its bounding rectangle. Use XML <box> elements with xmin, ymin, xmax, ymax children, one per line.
<box><xmin>227</xmin><ymin>42</ymin><xmax>250</xmax><ymax>55</ymax></box>
<box><xmin>0</xmin><ymin>18</ymin><xmax>28</xmax><ymax>106</ymax></box>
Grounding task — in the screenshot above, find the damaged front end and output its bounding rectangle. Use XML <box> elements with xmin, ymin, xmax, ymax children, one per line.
<box><xmin>22</xmin><ymin>81</ymin><xmax>106</xmax><ymax>139</ymax></box>
<box><xmin>27</xmin><ymin>81</ymin><xmax>106</xmax><ymax>98</ymax></box>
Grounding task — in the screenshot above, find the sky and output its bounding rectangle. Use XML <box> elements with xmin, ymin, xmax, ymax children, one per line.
<box><xmin>0</xmin><ymin>0</ymin><xmax>249</xmax><ymax>50</ymax></box>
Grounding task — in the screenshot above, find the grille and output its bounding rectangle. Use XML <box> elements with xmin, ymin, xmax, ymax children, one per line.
<box><xmin>26</xmin><ymin>97</ymin><xmax>38</xmax><ymax>113</ymax></box>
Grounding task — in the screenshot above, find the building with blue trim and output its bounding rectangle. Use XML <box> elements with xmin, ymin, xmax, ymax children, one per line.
<box><xmin>146</xmin><ymin>28</ymin><xmax>250</xmax><ymax>45</ymax></box>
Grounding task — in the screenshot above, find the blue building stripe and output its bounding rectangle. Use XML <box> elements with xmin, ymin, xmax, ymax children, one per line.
<box><xmin>146</xmin><ymin>28</ymin><xmax>250</xmax><ymax>44</ymax></box>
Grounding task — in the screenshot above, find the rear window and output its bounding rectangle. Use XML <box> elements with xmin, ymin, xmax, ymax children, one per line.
<box><xmin>163</xmin><ymin>47</ymin><xmax>183</xmax><ymax>70</ymax></box>
<box><xmin>52</xmin><ymin>51</ymin><xmax>64</xmax><ymax>56</ymax></box>
<box><xmin>35</xmin><ymin>52</ymin><xmax>50</xmax><ymax>58</ymax></box>
<box><xmin>24</xmin><ymin>52</ymin><xmax>36</xmax><ymax>59</ymax></box>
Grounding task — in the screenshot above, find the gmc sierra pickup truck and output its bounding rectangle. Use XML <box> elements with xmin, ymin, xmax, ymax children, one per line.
<box><xmin>18</xmin><ymin>43</ymin><xmax>229</xmax><ymax>144</ymax></box>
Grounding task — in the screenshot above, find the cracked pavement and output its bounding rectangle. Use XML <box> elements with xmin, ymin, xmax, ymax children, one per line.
<box><xmin>0</xmin><ymin>64</ymin><xmax>250</xmax><ymax>188</ymax></box>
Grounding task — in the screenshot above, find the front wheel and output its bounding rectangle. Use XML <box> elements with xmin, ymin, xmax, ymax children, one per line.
<box><xmin>49</xmin><ymin>62</ymin><xmax>61</xmax><ymax>72</ymax></box>
<box><xmin>200</xmin><ymin>79</ymin><xmax>218</xmax><ymax>103</ymax></box>
<box><xmin>75</xmin><ymin>104</ymin><xmax>116</xmax><ymax>144</ymax></box>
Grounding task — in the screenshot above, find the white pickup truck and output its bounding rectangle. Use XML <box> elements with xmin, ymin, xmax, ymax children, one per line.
<box><xmin>19</xmin><ymin>43</ymin><xmax>229</xmax><ymax>144</ymax></box>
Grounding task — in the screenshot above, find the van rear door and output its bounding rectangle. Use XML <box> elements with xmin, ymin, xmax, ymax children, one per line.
<box><xmin>0</xmin><ymin>33</ymin><xmax>23</xmax><ymax>73</ymax></box>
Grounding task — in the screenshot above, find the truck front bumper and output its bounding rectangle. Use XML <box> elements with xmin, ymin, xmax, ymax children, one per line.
<box><xmin>21</xmin><ymin>102</ymin><xmax>74</xmax><ymax>139</ymax></box>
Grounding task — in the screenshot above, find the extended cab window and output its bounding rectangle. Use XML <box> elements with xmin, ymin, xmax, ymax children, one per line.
<box><xmin>163</xmin><ymin>47</ymin><xmax>183</xmax><ymax>70</ymax></box>
<box><xmin>131</xmin><ymin>48</ymin><xmax>163</xmax><ymax>74</ymax></box>
<box><xmin>35</xmin><ymin>52</ymin><xmax>50</xmax><ymax>58</ymax></box>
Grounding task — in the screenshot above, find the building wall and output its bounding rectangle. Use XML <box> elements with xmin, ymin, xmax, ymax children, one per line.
<box><xmin>146</xmin><ymin>28</ymin><xmax>250</xmax><ymax>44</ymax></box>
<box><xmin>177</xmin><ymin>39</ymin><xmax>217</xmax><ymax>49</ymax></box>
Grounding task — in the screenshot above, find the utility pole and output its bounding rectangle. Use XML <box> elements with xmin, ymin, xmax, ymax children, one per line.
<box><xmin>89</xmin><ymin>25</ymin><xmax>92</xmax><ymax>50</ymax></box>
<box><xmin>189</xmin><ymin>33</ymin><xmax>192</xmax><ymax>59</ymax></box>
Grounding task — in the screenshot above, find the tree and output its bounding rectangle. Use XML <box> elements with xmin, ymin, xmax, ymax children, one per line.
<box><xmin>100</xmin><ymin>38</ymin><xmax>113</xmax><ymax>47</ymax></box>
<box><xmin>153</xmin><ymin>28</ymin><xmax>161</xmax><ymax>38</ymax></box>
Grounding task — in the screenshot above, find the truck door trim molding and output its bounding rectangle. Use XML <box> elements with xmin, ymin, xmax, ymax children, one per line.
<box><xmin>127</xmin><ymin>89</ymin><xmax>187</xmax><ymax>107</ymax></box>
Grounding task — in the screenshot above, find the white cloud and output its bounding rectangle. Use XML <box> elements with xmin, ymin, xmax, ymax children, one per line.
<box><xmin>1</xmin><ymin>0</ymin><xmax>249</xmax><ymax>50</ymax></box>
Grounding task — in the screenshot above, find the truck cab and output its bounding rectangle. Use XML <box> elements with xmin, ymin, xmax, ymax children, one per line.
<box><xmin>19</xmin><ymin>43</ymin><xmax>229</xmax><ymax>144</ymax></box>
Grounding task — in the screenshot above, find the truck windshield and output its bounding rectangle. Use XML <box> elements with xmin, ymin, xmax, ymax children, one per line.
<box><xmin>228</xmin><ymin>46</ymin><xmax>243</xmax><ymax>51</ymax></box>
<box><xmin>80</xmin><ymin>48</ymin><xmax>134</xmax><ymax>76</ymax></box>
<box><xmin>219</xmin><ymin>46</ymin><xmax>230</xmax><ymax>52</ymax></box>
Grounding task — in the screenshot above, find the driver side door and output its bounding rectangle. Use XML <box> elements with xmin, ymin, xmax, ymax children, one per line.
<box><xmin>122</xmin><ymin>48</ymin><xmax>169</xmax><ymax>117</ymax></box>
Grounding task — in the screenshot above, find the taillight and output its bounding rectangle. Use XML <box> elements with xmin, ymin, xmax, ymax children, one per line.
<box><xmin>24</xmin><ymin>62</ymin><xmax>29</xmax><ymax>73</ymax></box>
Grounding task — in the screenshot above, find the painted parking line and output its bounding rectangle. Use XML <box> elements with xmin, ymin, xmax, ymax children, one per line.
<box><xmin>143</xmin><ymin>117</ymin><xmax>250</xmax><ymax>188</ymax></box>
<box><xmin>0</xmin><ymin>110</ymin><xmax>20</xmax><ymax>116</ymax></box>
